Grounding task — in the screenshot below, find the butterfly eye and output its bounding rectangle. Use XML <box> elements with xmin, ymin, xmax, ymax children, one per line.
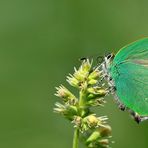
<box><xmin>106</xmin><ymin>53</ymin><xmax>114</xmax><ymax>60</ymax></box>
<box><xmin>107</xmin><ymin>54</ymin><xmax>112</xmax><ymax>59</ymax></box>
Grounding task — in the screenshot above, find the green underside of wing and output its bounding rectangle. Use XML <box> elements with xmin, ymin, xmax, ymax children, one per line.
<box><xmin>111</xmin><ymin>62</ymin><xmax>148</xmax><ymax>115</ymax></box>
<box><xmin>114</xmin><ymin>38</ymin><xmax>148</xmax><ymax>64</ymax></box>
<box><xmin>110</xmin><ymin>38</ymin><xmax>148</xmax><ymax>115</ymax></box>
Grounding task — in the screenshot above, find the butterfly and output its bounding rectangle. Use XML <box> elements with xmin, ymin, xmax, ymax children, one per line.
<box><xmin>102</xmin><ymin>38</ymin><xmax>148</xmax><ymax>123</ymax></box>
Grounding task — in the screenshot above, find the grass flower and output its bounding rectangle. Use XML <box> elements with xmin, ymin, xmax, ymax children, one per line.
<box><xmin>54</xmin><ymin>59</ymin><xmax>112</xmax><ymax>148</ymax></box>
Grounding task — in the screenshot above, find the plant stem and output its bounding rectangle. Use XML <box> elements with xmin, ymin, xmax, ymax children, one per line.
<box><xmin>79</xmin><ymin>90</ymin><xmax>84</xmax><ymax>107</ymax></box>
<box><xmin>72</xmin><ymin>88</ymin><xmax>86</xmax><ymax>148</ymax></box>
<box><xmin>72</xmin><ymin>128</ymin><xmax>79</xmax><ymax>148</ymax></box>
<box><xmin>72</xmin><ymin>90</ymin><xmax>83</xmax><ymax>148</ymax></box>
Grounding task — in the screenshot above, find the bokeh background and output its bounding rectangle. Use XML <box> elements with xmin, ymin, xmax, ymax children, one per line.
<box><xmin>1</xmin><ymin>0</ymin><xmax>148</xmax><ymax>148</ymax></box>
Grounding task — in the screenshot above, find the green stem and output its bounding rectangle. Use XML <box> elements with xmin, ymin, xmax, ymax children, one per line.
<box><xmin>72</xmin><ymin>88</ymin><xmax>86</xmax><ymax>148</ymax></box>
<box><xmin>72</xmin><ymin>128</ymin><xmax>79</xmax><ymax>148</ymax></box>
<box><xmin>79</xmin><ymin>89</ymin><xmax>88</xmax><ymax>117</ymax></box>
<box><xmin>79</xmin><ymin>89</ymin><xmax>86</xmax><ymax>107</ymax></box>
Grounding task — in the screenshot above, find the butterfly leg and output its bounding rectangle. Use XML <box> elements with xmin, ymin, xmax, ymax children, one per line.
<box><xmin>128</xmin><ymin>110</ymin><xmax>148</xmax><ymax>123</ymax></box>
<box><xmin>139</xmin><ymin>116</ymin><xmax>148</xmax><ymax>122</ymax></box>
<box><xmin>107</xmin><ymin>85</ymin><xmax>116</xmax><ymax>94</ymax></box>
<box><xmin>134</xmin><ymin>115</ymin><xmax>148</xmax><ymax>123</ymax></box>
<box><xmin>118</xmin><ymin>103</ymin><xmax>126</xmax><ymax>111</ymax></box>
<box><xmin>113</xmin><ymin>94</ymin><xmax>126</xmax><ymax>111</ymax></box>
<box><xmin>133</xmin><ymin>113</ymin><xmax>142</xmax><ymax>124</ymax></box>
<box><xmin>128</xmin><ymin>110</ymin><xmax>140</xmax><ymax>123</ymax></box>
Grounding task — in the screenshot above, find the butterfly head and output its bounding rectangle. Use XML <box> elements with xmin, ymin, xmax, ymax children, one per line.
<box><xmin>105</xmin><ymin>53</ymin><xmax>115</xmax><ymax>63</ymax></box>
<box><xmin>101</xmin><ymin>53</ymin><xmax>115</xmax><ymax>87</ymax></box>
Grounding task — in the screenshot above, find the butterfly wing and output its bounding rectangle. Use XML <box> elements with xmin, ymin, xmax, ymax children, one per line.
<box><xmin>110</xmin><ymin>38</ymin><xmax>148</xmax><ymax>115</ymax></box>
<box><xmin>113</xmin><ymin>61</ymin><xmax>148</xmax><ymax>115</ymax></box>
<box><xmin>113</xmin><ymin>38</ymin><xmax>148</xmax><ymax>64</ymax></box>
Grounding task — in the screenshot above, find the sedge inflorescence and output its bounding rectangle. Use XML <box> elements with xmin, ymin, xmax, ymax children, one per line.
<box><xmin>54</xmin><ymin>59</ymin><xmax>112</xmax><ymax>148</ymax></box>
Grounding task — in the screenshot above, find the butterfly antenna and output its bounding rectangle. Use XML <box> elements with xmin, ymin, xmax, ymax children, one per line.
<box><xmin>79</xmin><ymin>57</ymin><xmax>88</xmax><ymax>61</ymax></box>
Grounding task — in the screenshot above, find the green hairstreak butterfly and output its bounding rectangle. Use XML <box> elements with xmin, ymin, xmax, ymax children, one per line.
<box><xmin>102</xmin><ymin>38</ymin><xmax>148</xmax><ymax>123</ymax></box>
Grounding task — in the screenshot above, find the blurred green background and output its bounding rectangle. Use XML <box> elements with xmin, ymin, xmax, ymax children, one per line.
<box><xmin>1</xmin><ymin>0</ymin><xmax>148</xmax><ymax>148</ymax></box>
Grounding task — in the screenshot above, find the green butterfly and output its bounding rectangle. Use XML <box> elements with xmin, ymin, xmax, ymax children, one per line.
<box><xmin>102</xmin><ymin>38</ymin><xmax>148</xmax><ymax>123</ymax></box>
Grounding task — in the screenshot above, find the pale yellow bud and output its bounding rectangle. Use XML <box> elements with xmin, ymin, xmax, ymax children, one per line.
<box><xmin>88</xmin><ymin>69</ymin><xmax>101</xmax><ymax>80</ymax></box>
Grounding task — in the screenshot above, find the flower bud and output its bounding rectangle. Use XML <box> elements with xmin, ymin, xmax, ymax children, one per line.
<box><xmin>67</xmin><ymin>105</ymin><xmax>78</xmax><ymax>116</ymax></box>
<box><xmin>88</xmin><ymin>79</ymin><xmax>98</xmax><ymax>85</ymax></box>
<box><xmin>87</xmin><ymin>87</ymin><xmax>107</xmax><ymax>97</ymax></box>
<box><xmin>73</xmin><ymin>67</ymin><xmax>88</xmax><ymax>82</ymax></box>
<box><xmin>87</xmin><ymin>87</ymin><xmax>97</xmax><ymax>94</ymax></box>
<box><xmin>86</xmin><ymin>131</ymin><xmax>100</xmax><ymax>144</ymax></box>
<box><xmin>55</xmin><ymin>85</ymin><xmax>77</xmax><ymax>104</ymax></box>
<box><xmin>85</xmin><ymin>115</ymin><xmax>99</xmax><ymax>127</ymax></box>
<box><xmin>54</xmin><ymin>102</ymin><xmax>78</xmax><ymax>120</ymax></box>
<box><xmin>98</xmin><ymin>139</ymin><xmax>109</xmax><ymax>147</ymax></box>
<box><xmin>88</xmin><ymin>69</ymin><xmax>101</xmax><ymax>80</ymax></box>
<box><xmin>73</xmin><ymin>116</ymin><xmax>82</xmax><ymax>127</ymax></box>
<box><xmin>99</xmin><ymin>125</ymin><xmax>112</xmax><ymax>137</ymax></box>
<box><xmin>67</xmin><ymin>75</ymin><xmax>80</xmax><ymax>88</ymax></box>
<box><xmin>81</xmin><ymin>59</ymin><xmax>92</xmax><ymax>72</ymax></box>
<box><xmin>54</xmin><ymin>102</ymin><xmax>66</xmax><ymax>114</ymax></box>
<box><xmin>97</xmin><ymin>89</ymin><xmax>107</xmax><ymax>96</ymax></box>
